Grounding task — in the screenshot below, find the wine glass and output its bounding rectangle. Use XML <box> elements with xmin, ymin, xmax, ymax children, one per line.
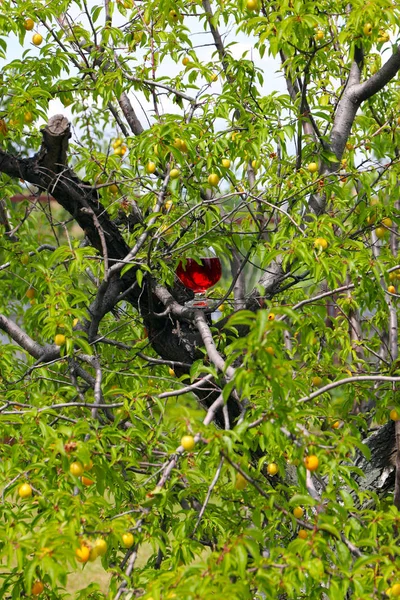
<box><xmin>176</xmin><ymin>255</ymin><xmax>222</xmax><ymax>308</ymax></box>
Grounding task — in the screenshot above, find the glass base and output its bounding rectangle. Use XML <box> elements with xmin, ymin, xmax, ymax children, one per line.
<box><xmin>186</xmin><ymin>297</ymin><xmax>209</xmax><ymax>308</ymax></box>
<box><xmin>185</xmin><ymin>294</ymin><xmax>218</xmax><ymax>309</ymax></box>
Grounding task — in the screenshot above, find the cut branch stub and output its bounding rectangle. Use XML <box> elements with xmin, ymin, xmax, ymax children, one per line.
<box><xmin>38</xmin><ymin>114</ymin><xmax>71</xmax><ymax>174</ymax></box>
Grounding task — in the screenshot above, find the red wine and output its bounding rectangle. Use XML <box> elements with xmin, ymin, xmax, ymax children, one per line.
<box><xmin>176</xmin><ymin>257</ymin><xmax>222</xmax><ymax>293</ymax></box>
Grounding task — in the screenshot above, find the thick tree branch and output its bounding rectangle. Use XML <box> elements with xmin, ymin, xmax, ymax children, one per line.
<box><xmin>118</xmin><ymin>92</ymin><xmax>144</xmax><ymax>135</ymax></box>
<box><xmin>0</xmin><ymin>315</ymin><xmax>51</xmax><ymax>360</ymax></box>
<box><xmin>202</xmin><ymin>0</ymin><xmax>228</xmax><ymax>69</ymax></box>
<box><xmin>194</xmin><ymin>312</ymin><xmax>236</xmax><ymax>380</ymax></box>
<box><xmin>330</xmin><ymin>45</ymin><xmax>400</xmax><ymax>163</ymax></box>
<box><xmin>354</xmin><ymin>45</ymin><xmax>400</xmax><ymax>103</ymax></box>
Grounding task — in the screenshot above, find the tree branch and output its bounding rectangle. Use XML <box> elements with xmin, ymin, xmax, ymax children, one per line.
<box><xmin>118</xmin><ymin>92</ymin><xmax>144</xmax><ymax>135</ymax></box>
<box><xmin>201</xmin><ymin>0</ymin><xmax>228</xmax><ymax>68</ymax></box>
<box><xmin>194</xmin><ymin>312</ymin><xmax>235</xmax><ymax>380</ymax></box>
<box><xmin>354</xmin><ymin>45</ymin><xmax>400</xmax><ymax>103</ymax></box>
<box><xmin>0</xmin><ymin>314</ymin><xmax>55</xmax><ymax>360</ymax></box>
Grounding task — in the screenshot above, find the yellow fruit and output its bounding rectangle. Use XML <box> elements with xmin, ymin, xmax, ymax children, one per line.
<box><xmin>392</xmin><ymin>584</ymin><xmax>400</xmax><ymax>597</ymax></box>
<box><xmin>390</xmin><ymin>409</ymin><xmax>400</xmax><ymax>421</ymax></box>
<box><xmin>234</xmin><ymin>473</ymin><xmax>248</xmax><ymax>490</ymax></box>
<box><xmin>311</xmin><ymin>376</ymin><xmax>323</xmax><ymax>387</ymax></box>
<box><xmin>382</xmin><ymin>217</ymin><xmax>393</xmax><ymax>228</ymax></box>
<box><xmin>169</xmin><ymin>9</ymin><xmax>180</xmax><ymax>21</ymax></box>
<box><xmin>332</xmin><ymin>420</ymin><xmax>340</xmax><ymax>429</ymax></box>
<box><xmin>221</xmin><ymin>158</ymin><xmax>231</xmax><ymax>168</ymax></box>
<box><xmin>120</xmin><ymin>145</ymin><xmax>127</xmax><ymax>155</ymax></box>
<box><xmin>113</xmin><ymin>138</ymin><xmax>122</xmax><ymax>148</ymax></box>
<box><xmin>69</xmin><ymin>461</ymin><xmax>84</xmax><ymax>477</ymax></box>
<box><xmin>298</xmin><ymin>529</ymin><xmax>308</xmax><ymax>539</ymax></box>
<box><xmin>314</xmin><ymin>237</ymin><xmax>328</xmax><ymax>250</ymax></box>
<box><xmin>366</xmin><ymin>207</ymin><xmax>378</xmax><ymax>225</ymax></box>
<box><xmin>267</xmin><ymin>312</ymin><xmax>275</xmax><ymax>321</ymax></box>
<box><xmin>81</xmin><ymin>475</ymin><xmax>95</xmax><ymax>486</ymax></box>
<box><xmin>73</xmin><ymin>318</ymin><xmax>79</xmax><ymax>327</ymax></box>
<box><xmin>76</xmin><ymin>545</ymin><xmax>90</xmax><ymax>563</ymax></box>
<box><xmin>304</xmin><ymin>455</ymin><xmax>319</xmax><ymax>471</ymax></box>
<box><xmin>88</xmin><ymin>546</ymin><xmax>98</xmax><ymax>562</ymax></box>
<box><xmin>26</xmin><ymin>287</ymin><xmax>35</xmax><ymax>299</ymax></box>
<box><xmin>182</xmin><ymin>56</ymin><xmax>190</xmax><ymax>66</ymax></box>
<box><xmin>246</xmin><ymin>0</ymin><xmax>258</xmax><ymax>9</ymax></box>
<box><xmin>378</xmin><ymin>30</ymin><xmax>390</xmax><ymax>43</ymax></box>
<box><xmin>315</xmin><ymin>30</ymin><xmax>324</xmax><ymax>40</ymax></box>
<box><xmin>170</xmin><ymin>168</ymin><xmax>180</xmax><ymax>179</ymax></box>
<box><xmin>109</xmin><ymin>184</ymin><xmax>118</xmax><ymax>194</ymax></box>
<box><xmin>18</xmin><ymin>483</ymin><xmax>32</xmax><ymax>498</ymax></box>
<box><xmin>24</xmin><ymin>111</ymin><xmax>33</xmax><ymax>123</ymax></box>
<box><xmin>265</xmin><ymin>346</ymin><xmax>274</xmax><ymax>356</ymax></box>
<box><xmin>94</xmin><ymin>538</ymin><xmax>108</xmax><ymax>556</ymax></box>
<box><xmin>388</xmin><ymin>286</ymin><xmax>396</xmax><ymax>294</ymax></box>
<box><xmin>114</xmin><ymin>147</ymin><xmax>122</xmax><ymax>156</ymax></box>
<box><xmin>168</xmin><ymin>367</ymin><xmax>175</xmax><ymax>377</ymax></box>
<box><xmin>173</xmin><ymin>137</ymin><xmax>184</xmax><ymax>150</ymax></box>
<box><xmin>84</xmin><ymin>459</ymin><xmax>93</xmax><ymax>471</ymax></box>
<box><xmin>267</xmin><ymin>462</ymin><xmax>278</xmax><ymax>476</ymax></box>
<box><xmin>172</xmin><ymin>138</ymin><xmax>186</xmax><ymax>151</ymax></box>
<box><xmin>293</xmin><ymin>506</ymin><xmax>304</xmax><ymax>519</ymax></box>
<box><xmin>32</xmin><ymin>581</ymin><xmax>44</xmax><ymax>595</ymax></box>
<box><xmin>375</xmin><ymin>227</ymin><xmax>387</xmax><ymax>239</ymax></box>
<box><xmin>54</xmin><ymin>334</ymin><xmax>66</xmax><ymax>346</ymax></box>
<box><xmin>21</xmin><ymin>254</ymin><xmax>30</xmax><ymax>265</ymax></box>
<box><xmin>181</xmin><ymin>435</ymin><xmax>195</xmax><ymax>451</ymax></box>
<box><xmin>164</xmin><ymin>199</ymin><xmax>173</xmax><ymax>211</ymax></box>
<box><xmin>307</xmin><ymin>162</ymin><xmax>318</xmax><ymax>173</ymax></box>
<box><xmin>145</xmin><ymin>161</ymin><xmax>156</xmax><ymax>174</ymax></box>
<box><xmin>122</xmin><ymin>532</ymin><xmax>134</xmax><ymax>548</ymax></box>
<box><xmin>24</xmin><ymin>18</ymin><xmax>35</xmax><ymax>31</ymax></box>
<box><xmin>208</xmin><ymin>173</ymin><xmax>220</xmax><ymax>187</ymax></box>
<box><xmin>32</xmin><ymin>33</ymin><xmax>43</xmax><ymax>45</ymax></box>
<box><xmin>363</xmin><ymin>23</ymin><xmax>372</xmax><ymax>36</ymax></box>
<box><xmin>210</xmin><ymin>73</ymin><xmax>218</xmax><ymax>82</ymax></box>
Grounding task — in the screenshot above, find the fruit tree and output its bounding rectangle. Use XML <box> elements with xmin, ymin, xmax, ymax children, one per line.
<box><xmin>1</xmin><ymin>1</ymin><xmax>400</xmax><ymax>598</ymax></box>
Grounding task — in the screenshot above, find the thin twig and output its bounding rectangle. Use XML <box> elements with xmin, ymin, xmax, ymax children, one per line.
<box><xmin>192</xmin><ymin>458</ymin><xmax>224</xmax><ymax>535</ymax></box>
<box><xmin>299</xmin><ymin>375</ymin><xmax>400</xmax><ymax>404</ymax></box>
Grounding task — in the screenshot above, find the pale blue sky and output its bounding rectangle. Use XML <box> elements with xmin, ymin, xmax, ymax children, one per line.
<box><xmin>2</xmin><ymin>4</ymin><xmax>286</xmax><ymax>139</ymax></box>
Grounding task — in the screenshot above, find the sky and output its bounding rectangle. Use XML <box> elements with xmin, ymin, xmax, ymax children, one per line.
<box><xmin>2</xmin><ymin>2</ymin><xmax>287</xmax><ymax>138</ymax></box>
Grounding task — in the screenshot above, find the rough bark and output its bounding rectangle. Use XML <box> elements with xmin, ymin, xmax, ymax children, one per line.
<box><xmin>355</xmin><ymin>421</ymin><xmax>396</xmax><ymax>496</ymax></box>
